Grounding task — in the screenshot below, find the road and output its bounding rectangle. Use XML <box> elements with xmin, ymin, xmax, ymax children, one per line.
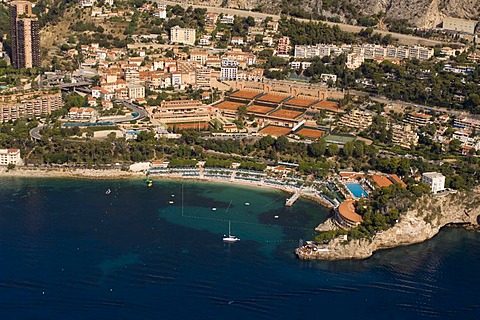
<box><xmin>160</xmin><ymin>0</ymin><xmax>447</xmax><ymax>47</ymax></box>
<box><xmin>347</xmin><ymin>89</ymin><xmax>471</xmax><ymax>118</ymax></box>
<box><xmin>29</xmin><ymin>124</ymin><xmax>46</xmax><ymax>140</ymax></box>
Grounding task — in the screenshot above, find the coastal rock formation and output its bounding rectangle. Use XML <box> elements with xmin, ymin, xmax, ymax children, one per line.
<box><xmin>180</xmin><ymin>0</ymin><xmax>480</xmax><ymax>28</ymax></box>
<box><xmin>297</xmin><ymin>188</ymin><xmax>480</xmax><ymax>260</ymax></box>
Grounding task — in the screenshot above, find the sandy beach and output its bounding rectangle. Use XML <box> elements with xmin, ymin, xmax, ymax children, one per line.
<box><xmin>0</xmin><ymin>166</ymin><xmax>334</xmax><ymax>209</ymax></box>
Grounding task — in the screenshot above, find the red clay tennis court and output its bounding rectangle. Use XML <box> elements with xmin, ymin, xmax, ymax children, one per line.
<box><xmin>311</xmin><ymin>101</ymin><xmax>341</xmax><ymax>112</ymax></box>
<box><xmin>285</xmin><ymin>96</ymin><xmax>317</xmax><ymax>107</ymax></box>
<box><xmin>256</xmin><ymin>93</ymin><xmax>290</xmax><ymax>104</ymax></box>
<box><xmin>228</xmin><ymin>90</ymin><xmax>261</xmax><ymax>100</ymax></box>
<box><xmin>214</xmin><ymin>101</ymin><xmax>245</xmax><ymax>111</ymax></box>
<box><xmin>247</xmin><ymin>104</ymin><xmax>275</xmax><ymax>114</ymax></box>
<box><xmin>296</xmin><ymin>128</ymin><xmax>325</xmax><ymax>139</ymax></box>
<box><xmin>259</xmin><ymin>126</ymin><xmax>292</xmax><ymax>136</ymax></box>
<box><xmin>270</xmin><ymin>109</ymin><xmax>304</xmax><ymax>119</ymax></box>
<box><xmin>168</xmin><ymin>122</ymin><xmax>211</xmax><ymax>130</ymax></box>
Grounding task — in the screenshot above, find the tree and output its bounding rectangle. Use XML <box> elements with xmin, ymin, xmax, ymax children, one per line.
<box><xmin>308</xmin><ymin>138</ymin><xmax>327</xmax><ymax>157</ymax></box>
<box><xmin>327</xmin><ymin>144</ymin><xmax>339</xmax><ymax>157</ymax></box>
<box><xmin>342</xmin><ymin>141</ymin><xmax>354</xmax><ymax>158</ymax></box>
<box><xmin>7</xmin><ymin>163</ymin><xmax>15</xmax><ymax>170</ymax></box>
<box><xmin>274</xmin><ymin>136</ymin><xmax>289</xmax><ymax>152</ymax></box>
<box><xmin>449</xmin><ymin>139</ymin><xmax>462</xmax><ymax>153</ymax></box>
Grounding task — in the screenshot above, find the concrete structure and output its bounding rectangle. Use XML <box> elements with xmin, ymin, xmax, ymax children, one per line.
<box><xmin>405</xmin><ymin>112</ymin><xmax>430</xmax><ymax>127</ymax></box>
<box><xmin>220</xmin><ymin>66</ymin><xmax>238</xmax><ymax>80</ymax></box>
<box><xmin>454</xmin><ymin>116</ymin><xmax>480</xmax><ymax>131</ymax></box>
<box><xmin>148</xmin><ymin>99</ymin><xmax>214</xmax><ymax>124</ymax></box>
<box><xmin>346</xmin><ymin>53</ymin><xmax>364</xmax><ymax>70</ymax></box>
<box><xmin>154</xmin><ymin>4</ymin><xmax>167</xmax><ymax>19</ymax></box>
<box><xmin>0</xmin><ymin>148</ymin><xmax>22</xmax><ymax>166</ymax></box>
<box><xmin>127</xmin><ymin>85</ymin><xmax>145</xmax><ymax>100</ymax></box>
<box><xmin>170</xmin><ymin>26</ymin><xmax>196</xmax><ymax>46</ymax></box>
<box><xmin>130</xmin><ymin>162</ymin><xmax>151</xmax><ymax>172</ymax></box>
<box><xmin>0</xmin><ymin>91</ymin><xmax>63</xmax><ymax>122</ymax></box>
<box><xmin>443</xmin><ymin>17</ymin><xmax>478</xmax><ymax>34</ymax></box>
<box><xmin>10</xmin><ymin>1</ymin><xmax>40</xmax><ymax>68</ymax></box>
<box><xmin>391</xmin><ymin>124</ymin><xmax>418</xmax><ymax>149</ymax></box>
<box><xmin>68</xmin><ymin>107</ymin><xmax>97</xmax><ymax>120</ymax></box>
<box><xmin>276</xmin><ymin>37</ymin><xmax>291</xmax><ymax>56</ymax></box>
<box><xmin>422</xmin><ymin>172</ymin><xmax>445</xmax><ymax>194</ymax></box>
<box><xmin>333</xmin><ymin>200</ymin><xmax>363</xmax><ymax>229</ymax></box>
<box><xmin>339</xmin><ymin>109</ymin><xmax>373</xmax><ymax>131</ymax></box>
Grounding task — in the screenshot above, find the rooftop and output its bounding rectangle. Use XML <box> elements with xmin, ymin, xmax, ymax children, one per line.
<box><xmin>371</xmin><ymin>175</ymin><xmax>393</xmax><ymax>188</ymax></box>
<box><xmin>337</xmin><ymin>200</ymin><xmax>363</xmax><ymax>223</ymax></box>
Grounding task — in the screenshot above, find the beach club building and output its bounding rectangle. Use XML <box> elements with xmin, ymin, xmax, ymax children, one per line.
<box><xmin>333</xmin><ymin>200</ymin><xmax>363</xmax><ymax>229</ymax></box>
<box><xmin>0</xmin><ymin>148</ymin><xmax>22</xmax><ymax>166</ymax></box>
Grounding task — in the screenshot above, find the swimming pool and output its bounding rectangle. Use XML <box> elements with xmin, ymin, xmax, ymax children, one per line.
<box><xmin>346</xmin><ymin>183</ymin><xmax>368</xmax><ymax>198</ymax></box>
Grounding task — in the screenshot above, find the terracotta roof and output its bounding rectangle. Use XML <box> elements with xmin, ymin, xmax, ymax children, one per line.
<box><xmin>388</xmin><ymin>174</ymin><xmax>407</xmax><ymax>188</ymax></box>
<box><xmin>410</xmin><ymin>112</ymin><xmax>430</xmax><ymax>119</ymax></box>
<box><xmin>337</xmin><ymin>200</ymin><xmax>363</xmax><ymax>223</ymax></box>
<box><xmin>371</xmin><ymin>175</ymin><xmax>393</xmax><ymax>188</ymax></box>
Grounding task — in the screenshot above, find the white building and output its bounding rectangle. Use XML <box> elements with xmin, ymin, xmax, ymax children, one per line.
<box><xmin>220</xmin><ymin>14</ymin><xmax>235</xmax><ymax>24</ymax></box>
<box><xmin>422</xmin><ymin>172</ymin><xmax>446</xmax><ymax>194</ymax></box>
<box><xmin>127</xmin><ymin>85</ymin><xmax>145</xmax><ymax>100</ymax></box>
<box><xmin>80</xmin><ymin>0</ymin><xmax>95</xmax><ymax>7</ymax></box>
<box><xmin>220</xmin><ymin>67</ymin><xmax>238</xmax><ymax>80</ymax></box>
<box><xmin>346</xmin><ymin>53</ymin><xmax>364</xmax><ymax>69</ymax></box>
<box><xmin>0</xmin><ymin>148</ymin><xmax>22</xmax><ymax>166</ymax></box>
<box><xmin>154</xmin><ymin>4</ymin><xmax>167</xmax><ymax>19</ymax></box>
<box><xmin>170</xmin><ymin>26</ymin><xmax>196</xmax><ymax>46</ymax></box>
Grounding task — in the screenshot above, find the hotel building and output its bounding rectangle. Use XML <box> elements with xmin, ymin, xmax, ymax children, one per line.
<box><xmin>10</xmin><ymin>1</ymin><xmax>40</xmax><ymax>68</ymax></box>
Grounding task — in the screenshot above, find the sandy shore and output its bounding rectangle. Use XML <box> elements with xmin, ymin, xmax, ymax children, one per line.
<box><xmin>0</xmin><ymin>167</ymin><xmax>334</xmax><ymax>210</ymax></box>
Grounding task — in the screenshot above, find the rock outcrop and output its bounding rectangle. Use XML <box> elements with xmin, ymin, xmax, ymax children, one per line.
<box><xmin>296</xmin><ymin>188</ymin><xmax>480</xmax><ymax>260</ymax></box>
<box><xmin>179</xmin><ymin>0</ymin><xmax>480</xmax><ymax>28</ymax></box>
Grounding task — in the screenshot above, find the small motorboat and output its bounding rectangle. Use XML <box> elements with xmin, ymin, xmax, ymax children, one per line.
<box><xmin>212</xmin><ymin>207</ymin><xmax>217</xmax><ymax>211</ymax></box>
<box><xmin>105</xmin><ymin>189</ymin><xmax>111</xmax><ymax>195</ymax></box>
<box><xmin>168</xmin><ymin>200</ymin><xmax>174</xmax><ymax>204</ymax></box>
<box><xmin>245</xmin><ymin>202</ymin><xmax>250</xmax><ymax>206</ymax></box>
<box><xmin>274</xmin><ymin>215</ymin><xmax>279</xmax><ymax>219</ymax></box>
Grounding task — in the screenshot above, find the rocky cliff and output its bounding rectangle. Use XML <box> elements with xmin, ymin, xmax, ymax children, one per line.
<box><xmin>296</xmin><ymin>188</ymin><xmax>480</xmax><ymax>260</ymax></box>
<box><xmin>185</xmin><ymin>0</ymin><xmax>480</xmax><ymax>28</ymax></box>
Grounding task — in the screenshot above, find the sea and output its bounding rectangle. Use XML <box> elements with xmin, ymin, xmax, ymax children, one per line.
<box><xmin>0</xmin><ymin>178</ymin><xmax>479</xmax><ymax>319</ymax></box>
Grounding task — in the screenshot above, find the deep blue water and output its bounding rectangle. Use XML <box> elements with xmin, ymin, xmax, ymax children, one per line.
<box><xmin>0</xmin><ymin>178</ymin><xmax>479</xmax><ymax>319</ymax></box>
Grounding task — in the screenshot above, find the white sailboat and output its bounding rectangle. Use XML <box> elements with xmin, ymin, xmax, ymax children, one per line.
<box><xmin>223</xmin><ymin>221</ymin><xmax>240</xmax><ymax>242</ymax></box>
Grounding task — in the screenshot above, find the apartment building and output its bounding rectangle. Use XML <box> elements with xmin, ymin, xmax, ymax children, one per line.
<box><xmin>0</xmin><ymin>148</ymin><xmax>22</xmax><ymax>166</ymax></box>
<box><xmin>422</xmin><ymin>172</ymin><xmax>445</xmax><ymax>194</ymax></box>
<box><xmin>195</xmin><ymin>67</ymin><xmax>211</xmax><ymax>88</ymax></box>
<box><xmin>443</xmin><ymin>17</ymin><xmax>478</xmax><ymax>34</ymax></box>
<box><xmin>10</xmin><ymin>1</ymin><xmax>41</xmax><ymax>68</ymax></box>
<box><xmin>127</xmin><ymin>85</ymin><xmax>145</xmax><ymax>100</ymax></box>
<box><xmin>346</xmin><ymin>53</ymin><xmax>364</xmax><ymax>70</ymax></box>
<box><xmin>339</xmin><ymin>109</ymin><xmax>373</xmax><ymax>131</ymax></box>
<box><xmin>149</xmin><ymin>99</ymin><xmax>214</xmax><ymax>124</ymax></box>
<box><xmin>454</xmin><ymin>116</ymin><xmax>480</xmax><ymax>131</ymax></box>
<box><xmin>391</xmin><ymin>124</ymin><xmax>418</xmax><ymax>149</ymax></box>
<box><xmin>276</xmin><ymin>37</ymin><xmax>291</xmax><ymax>56</ymax></box>
<box><xmin>405</xmin><ymin>112</ymin><xmax>430</xmax><ymax>127</ymax></box>
<box><xmin>0</xmin><ymin>91</ymin><xmax>63</xmax><ymax>122</ymax></box>
<box><xmin>170</xmin><ymin>26</ymin><xmax>196</xmax><ymax>46</ymax></box>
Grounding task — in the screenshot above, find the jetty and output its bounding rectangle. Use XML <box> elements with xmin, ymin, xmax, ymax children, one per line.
<box><xmin>285</xmin><ymin>190</ymin><xmax>301</xmax><ymax>207</ymax></box>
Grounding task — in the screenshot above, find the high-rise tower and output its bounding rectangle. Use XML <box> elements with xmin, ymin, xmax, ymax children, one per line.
<box><xmin>10</xmin><ymin>1</ymin><xmax>40</xmax><ymax>69</ymax></box>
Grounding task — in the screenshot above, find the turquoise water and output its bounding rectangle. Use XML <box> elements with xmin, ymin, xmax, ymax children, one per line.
<box><xmin>0</xmin><ymin>178</ymin><xmax>479</xmax><ymax>319</ymax></box>
<box><xmin>346</xmin><ymin>183</ymin><xmax>369</xmax><ymax>197</ymax></box>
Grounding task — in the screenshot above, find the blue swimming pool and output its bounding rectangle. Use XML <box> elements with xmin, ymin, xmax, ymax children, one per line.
<box><xmin>346</xmin><ymin>183</ymin><xmax>368</xmax><ymax>198</ymax></box>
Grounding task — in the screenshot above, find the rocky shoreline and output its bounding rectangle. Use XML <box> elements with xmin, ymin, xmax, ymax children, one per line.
<box><xmin>297</xmin><ymin>189</ymin><xmax>480</xmax><ymax>260</ymax></box>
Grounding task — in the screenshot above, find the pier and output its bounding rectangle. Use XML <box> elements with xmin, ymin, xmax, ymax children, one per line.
<box><xmin>285</xmin><ymin>190</ymin><xmax>301</xmax><ymax>207</ymax></box>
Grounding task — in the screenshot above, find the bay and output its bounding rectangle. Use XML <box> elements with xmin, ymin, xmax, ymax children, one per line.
<box><xmin>0</xmin><ymin>178</ymin><xmax>478</xmax><ymax>319</ymax></box>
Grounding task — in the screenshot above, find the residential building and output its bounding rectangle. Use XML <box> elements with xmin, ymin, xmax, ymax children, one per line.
<box><xmin>391</xmin><ymin>124</ymin><xmax>418</xmax><ymax>149</ymax></box>
<box><xmin>0</xmin><ymin>91</ymin><xmax>63</xmax><ymax>122</ymax></box>
<box><xmin>220</xmin><ymin>14</ymin><xmax>235</xmax><ymax>24</ymax></box>
<box><xmin>170</xmin><ymin>26</ymin><xmax>196</xmax><ymax>46</ymax></box>
<box><xmin>79</xmin><ymin>0</ymin><xmax>95</xmax><ymax>7</ymax></box>
<box><xmin>422</xmin><ymin>172</ymin><xmax>446</xmax><ymax>194</ymax></box>
<box><xmin>127</xmin><ymin>84</ymin><xmax>145</xmax><ymax>100</ymax></box>
<box><xmin>231</xmin><ymin>36</ymin><xmax>244</xmax><ymax>45</ymax></box>
<box><xmin>405</xmin><ymin>112</ymin><xmax>430</xmax><ymax>127</ymax></box>
<box><xmin>195</xmin><ymin>67</ymin><xmax>211</xmax><ymax>88</ymax></box>
<box><xmin>276</xmin><ymin>37</ymin><xmax>291</xmax><ymax>56</ymax></box>
<box><xmin>443</xmin><ymin>17</ymin><xmax>478</xmax><ymax>34</ymax></box>
<box><xmin>220</xmin><ymin>66</ymin><xmax>238</xmax><ymax>80</ymax></box>
<box><xmin>346</xmin><ymin>53</ymin><xmax>364</xmax><ymax>70</ymax></box>
<box><xmin>148</xmin><ymin>99</ymin><xmax>215</xmax><ymax>124</ymax></box>
<box><xmin>154</xmin><ymin>4</ymin><xmax>167</xmax><ymax>19</ymax></box>
<box><xmin>339</xmin><ymin>109</ymin><xmax>373</xmax><ymax>131</ymax></box>
<box><xmin>0</xmin><ymin>148</ymin><xmax>22</xmax><ymax>166</ymax></box>
<box><xmin>68</xmin><ymin>107</ymin><xmax>97</xmax><ymax>120</ymax></box>
<box><xmin>454</xmin><ymin>116</ymin><xmax>480</xmax><ymax>131</ymax></box>
<box><xmin>10</xmin><ymin>1</ymin><xmax>41</xmax><ymax>68</ymax></box>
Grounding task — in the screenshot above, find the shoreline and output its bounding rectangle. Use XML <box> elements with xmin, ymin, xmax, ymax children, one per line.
<box><xmin>0</xmin><ymin>167</ymin><xmax>334</xmax><ymax>209</ymax></box>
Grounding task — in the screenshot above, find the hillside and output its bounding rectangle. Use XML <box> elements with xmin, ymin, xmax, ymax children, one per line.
<box><xmin>194</xmin><ymin>0</ymin><xmax>480</xmax><ymax>28</ymax></box>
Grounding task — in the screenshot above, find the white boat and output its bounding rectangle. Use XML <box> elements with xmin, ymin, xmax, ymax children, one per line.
<box><xmin>274</xmin><ymin>215</ymin><xmax>279</xmax><ymax>219</ymax></box>
<box><xmin>105</xmin><ymin>189</ymin><xmax>111</xmax><ymax>195</ymax></box>
<box><xmin>212</xmin><ymin>207</ymin><xmax>217</xmax><ymax>211</ymax></box>
<box><xmin>245</xmin><ymin>202</ymin><xmax>250</xmax><ymax>206</ymax></box>
<box><xmin>223</xmin><ymin>221</ymin><xmax>240</xmax><ymax>242</ymax></box>
<box><xmin>168</xmin><ymin>200</ymin><xmax>174</xmax><ymax>204</ymax></box>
